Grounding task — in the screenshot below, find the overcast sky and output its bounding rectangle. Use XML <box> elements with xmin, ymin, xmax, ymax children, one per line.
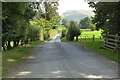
<box><xmin>57</xmin><ymin>0</ymin><xmax>94</xmax><ymax>15</ymax></box>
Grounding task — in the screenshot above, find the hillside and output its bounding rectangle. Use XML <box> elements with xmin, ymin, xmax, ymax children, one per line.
<box><xmin>61</xmin><ymin>10</ymin><xmax>95</xmax><ymax>23</ymax></box>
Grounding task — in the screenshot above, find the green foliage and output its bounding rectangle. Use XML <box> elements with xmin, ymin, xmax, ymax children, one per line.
<box><xmin>2</xmin><ymin>2</ymin><xmax>37</xmax><ymax>51</ymax></box>
<box><xmin>61</xmin><ymin>29</ymin><xmax>67</xmax><ymax>38</ymax></box>
<box><xmin>61</xmin><ymin>30</ymin><xmax>119</xmax><ymax>62</ymax></box>
<box><xmin>90</xmin><ymin>24</ymin><xmax>95</xmax><ymax>31</ymax></box>
<box><xmin>62</xmin><ymin>19</ymin><xmax>69</xmax><ymax>28</ymax></box>
<box><xmin>52</xmin><ymin>25</ymin><xmax>58</xmax><ymax>29</ymax></box>
<box><xmin>2</xmin><ymin>40</ymin><xmax>42</xmax><ymax>76</ymax></box>
<box><xmin>79</xmin><ymin>17</ymin><xmax>96</xmax><ymax>31</ymax></box>
<box><xmin>44</xmin><ymin>2</ymin><xmax>60</xmax><ymax>26</ymax></box>
<box><xmin>79</xmin><ymin>30</ymin><xmax>102</xmax><ymax>39</ymax></box>
<box><xmin>43</xmin><ymin>31</ymin><xmax>50</xmax><ymax>40</ymax></box>
<box><xmin>67</xmin><ymin>21</ymin><xmax>81</xmax><ymax>41</ymax></box>
<box><xmin>2</xmin><ymin>1</ymin><xmax>60</xmax><ymax>51</ymax></box>
<box><xmin>49</xmin><ymin>29</ymin><xmax>58</xmax><ymax>39</ymax></box>
<box><xmin>79</xmin><ymin>17</ymin><xmax>90</xmax><ymax>29</ymax></box>
<box><xmin>88</xmin><ymin>2</ymin><xmax>119</xmax><ymax>34</ymax></box>
<box><xmin>33</xmin><ymin>2</ymin><xmax>60</xmax><ymax>40</ymax></box>
<box><xmin>78</xmin><ymin>31</ymin><xmax>119</xmax><ymax>62</ymax></box>
<box><xmin>27</xmin><ymin>26</ymin><xmax>40</xmax><ymax>41</ymax></box>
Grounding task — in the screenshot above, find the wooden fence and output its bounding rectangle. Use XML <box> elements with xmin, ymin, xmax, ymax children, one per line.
<box><xmin>102</xmin><ymin>34</ymin><xmax>120</xmax><ymax>52</ymax></box>
<box><xmin>79</xmin><ymin>35</ymin><xmax>100</xmax><ymax>42</ymax></box>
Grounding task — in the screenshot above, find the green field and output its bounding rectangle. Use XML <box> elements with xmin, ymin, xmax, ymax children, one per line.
<box><xmin>79</xmin><ymin>30</ymin><xmax>102</xmax><ymax>38</ymax></box>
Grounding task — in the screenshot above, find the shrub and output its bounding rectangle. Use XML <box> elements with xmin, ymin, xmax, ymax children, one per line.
<box><xmin>61</xmin><ymin>29</ymin><xmax>67</xmax><ymax>38</ymax></box>
<box><xmin>89</xmin><ymin>24</ymin><xmax>96</xmax><ymax>31</ymax></box>
<box><xmin>43</xmin><ymin>31</ymin><xmax>50</xmax><ymax>40</ymax></box>
<box><xmin>67</xmin><ymin>21</ymin><xmax>81</xmax><ymax>41</ymax></box>
<box><xmin>52</xmin><ymin>25</ymin><xmax>57</xmax><ymax>29</ymax></box>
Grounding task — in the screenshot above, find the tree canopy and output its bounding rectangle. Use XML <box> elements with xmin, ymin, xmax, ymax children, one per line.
<box><xmin>61</xmin><ymin>19</ymin><xmax>69</xmax><ymax>28</ymax></box>
<box><xmin>67</xmin><ymin>21</ymin><xmax>81</xmax><ymax>41</ymax></box>
<box><xmin>79</xmin><ymin>17</ymin><xmax>96</xmax><ymax>31</ymax></box>
<box><xmin>2</xmin><ymin>2</ymin><xmax>60</xmax><ymax>51</ymax></box>
<box><xmin>88</xmin><ymin>2</ymin><xmax>119</xmax><ymax>34</ymax></box>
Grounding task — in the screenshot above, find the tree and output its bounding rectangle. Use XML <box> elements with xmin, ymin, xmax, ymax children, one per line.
<box><xmin>88</xmin><ymin>2</ymin><xmax>119</xmax><ymax>34</ymax></box>
<box><xmin>67</xmin><ymin>21</ymin><xmax>81</xmax><ymax>41</ymax></box>
<box><xmin>62</xmin><ymin>19</ymin><xmax>69</xmax><ymax>28</ymax></box>
<box><xmin>2</xmin><ymin>2</ymin><xmax>37</xmax><ymax>51</ymax></box>
<box><xmin>44</xmin><ymin>2</ymin><xmax>60</xmax><ymax>25</ymax></box>
<box><xmin>79</xmin><ymin>17</ymin><xmax>96</xmax><ymax>31</ymax></box>
<box><xmin>61</xmin><ymin>29</ymin><xmax>67</xmax><ymax>38</ymax></box>
<box><xmin>27</xmin><ymin>25</ymin><xmax>40</xmax><ymax>42</ymax></box>
<box><xmin>2</xmin><ymin>2</ymin><xmax>60</xmax><ymax>51</ymax></box>
<box><xmin>79</xmin><ymin>17</ymin><xmax>90</xmax><ymax>29</ymax></box>
<box><xmin>75</xmin><ymin>27</ymin><xmax>81</xmax><ymax>41</ymax></box>
<box><xmin>35</xmin><ymin>2</ymin><xmax>60</xmax><ymax>40</ymax></box>
<box><xmin>2</xmin><ymin>2</ymin><xmax>27</xmax><ymax>50</ymax></box>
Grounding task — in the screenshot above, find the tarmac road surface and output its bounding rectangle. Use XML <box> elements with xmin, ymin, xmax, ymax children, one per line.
<box><xmin>4</xmin><ymin>34</ymin><xmax>118</xmax><ymax>79</ymax></box>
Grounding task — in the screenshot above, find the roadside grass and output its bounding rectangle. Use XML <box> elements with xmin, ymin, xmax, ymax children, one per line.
<box><xmin>61</xmin><ymin>37</ymin><xmax>69</xmax><ymax>42</ymax></box>
<box><xmin>2</xmin><ymin>40</ymin><xmax>43</xmax><ymax>76</ymax></box>
<box><xmin>61</xmin><ymin>30</ymin><xmax>119</xmax><ymax>62</ymax></box>
<box><xmin>57</xmin><ymin>25</ymin><xmax>66</xmax><ymax>33</ymax></box>
<box><xmin>49</xmin><ymin>25</ymin><xmax>65</xmax><ymax>40</ymax></box>
<box><xmin>78</xmin><ymin>38</ymin><xmax>119</xmax><ymax>62</ymax></box>
<box><xmin>49</xmin><ymin>29</ymin><xmax>58</xmax><ymax>40</ymax></box>
<box><xmin>2</xmin><ymin>28</ymin><xmax>60</xmax><ymax>76</ymax></box>
<box><xmin>78</xmin><ymin>30</ymin><xmax>119</xmax><ymax>62</ymax></box>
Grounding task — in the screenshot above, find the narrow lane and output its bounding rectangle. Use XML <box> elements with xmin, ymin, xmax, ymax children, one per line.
<box><xmin>5</xmin><ymin>34</ymin><xmax>118</xmax><ymax>78</ymax></box>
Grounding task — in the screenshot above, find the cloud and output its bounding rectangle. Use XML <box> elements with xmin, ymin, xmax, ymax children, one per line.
<box><xmin>58</xmin><ymin>0</ymin><xmax>94</xmax><ymax>15</ymax></box>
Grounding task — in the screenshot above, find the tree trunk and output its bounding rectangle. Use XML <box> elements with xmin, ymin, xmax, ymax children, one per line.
<box><xmin>69</xmin><ymin>35</ymin><xmax>74</xmax><ymax>41</ymax></box>
<box><xmin>16</xmin><ymin>40</ymin><xmax>20</xmax><ymax>46</ymax></box>
<box><xmin>76</xmin><ymin>36</ymin><xmax>78</xmax><ymax>42</ymax></box>
<box><xmin>2</xmin><ymin>42</ymin><xmax>6</xmax><ymax>51</ymax></box>
<box><xmin>7</xmin><ymin>40</ymin><xmax>12</xmax><ymax>50</ymax></box>
<box><xmin>25</xmin><ymin>39</ymin><xmax>28</xmax><ymax>44</ymax></box>
<box><xmin>13</xmin><ymin>40</ymin><xmax>17</xmax><ymax>48</ymax></box>
<box><xmin>21</xmin><ymin>39</ymin><xmax>24</xmax><ymax>46</ymax></box>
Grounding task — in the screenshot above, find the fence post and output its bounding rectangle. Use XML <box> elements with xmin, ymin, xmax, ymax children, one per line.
<box><xmin>115</xmin><ymin>34</ymin><xmax>118</xmax><ymax>52</ymax></box>
<box><xmin>102</xmin><ymin>33</ymin><xmax>105</xmax><ymax>47</ymax></box>
<box><xmin>103</xmin><ymin>33</ymin><xmax>108</xmax><ymax>47</ymax></box>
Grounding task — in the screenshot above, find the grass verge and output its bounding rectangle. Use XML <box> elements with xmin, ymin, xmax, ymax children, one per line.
<box><xmin>78</xmin><ymin>38</ymin><xmax>120</xmax><ymax>62</ymax></box>
<box><xmin>2</xmin><ymin>40</ymin><xmax>43</xmax><ymax>76</ymax></box>
<box><xmin>49</xmin><ymin>29</ymin><xmax>58</xmax><ymax>40</ymax></box>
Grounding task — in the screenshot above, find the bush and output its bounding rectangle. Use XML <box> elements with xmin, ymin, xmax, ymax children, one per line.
<box><xmin>27</xmin><ymin>26</ymin><xmax>40</xmax><ymax>42</ymax></box>
<box><xmin>75</xmin><ymin>29</ymin><xmax>81</xmax><ymax>41</ymax></box>
<box><xmin>67</xmin><ymin>21</ymin><xmax>81</xmax><ymax>41</ymax></box>
<box><xmin>52</xmin><ymin>25</ymin><xmax>58</xmax><ymax>29</ymax></box>
<box><xmin>89</xmin><ymin>24</ymin><xmax>96</xmax><ymax>31</ymax></box>
<box><xmin>61</xmin><ymin>29</ymin><xmax>67</xmax><ymax>38</ymax></box>
<box><xmin>43</xmin><ymin>31</ymin><xmax>50</xmax><ymax>40</ymax></box>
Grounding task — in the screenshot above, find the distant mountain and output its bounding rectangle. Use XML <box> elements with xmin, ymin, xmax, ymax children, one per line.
<box><xmin>61</xmin><ymin>10</ymin><xmax>94</xmax><ymax>23</ymax></box>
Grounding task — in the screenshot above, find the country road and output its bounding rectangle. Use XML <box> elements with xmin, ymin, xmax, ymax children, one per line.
<box><xmin>5</xmin><ymin>34</ymin><xmax>118</xmax><ymax>79</ymax></box>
